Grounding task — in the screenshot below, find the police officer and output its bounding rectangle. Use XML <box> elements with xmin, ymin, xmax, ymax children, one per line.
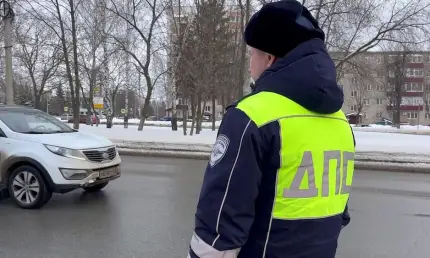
<box><xmin>187</xmin><ymin>0</ymin><xmax>355</xmax><ymax>257</ymax></box>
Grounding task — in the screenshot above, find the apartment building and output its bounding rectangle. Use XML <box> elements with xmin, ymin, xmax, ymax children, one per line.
<box><xmin>337</xmin><ymin>51</ymin><xmax>430</xmax><ymax>125</ymax></box>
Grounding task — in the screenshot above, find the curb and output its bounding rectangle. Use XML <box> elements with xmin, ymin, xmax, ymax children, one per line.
<box><xmin>117</xmin><ymin>148</ymin><xmax>430</xmax><ymax>174</ymax></box>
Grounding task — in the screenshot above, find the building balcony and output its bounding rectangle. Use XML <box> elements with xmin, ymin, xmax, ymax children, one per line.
<box><xmin>404</xmin><ymin>77</ymin><xmax>424</xmax><ymax>83</ymax></box>
<box><xmin>402</xmin><ymin>91</ymin><xmax>423</xmax><ymax>97</ymax></box>
<box><xmin>387</xmin><ymin>105</ymin><xmax>424</xmax><ymax>111</ymax></box>
<box><xmin>406</xmin><ymin>63</ymin><xmax>424</xmax><ymax>69</ymax></box>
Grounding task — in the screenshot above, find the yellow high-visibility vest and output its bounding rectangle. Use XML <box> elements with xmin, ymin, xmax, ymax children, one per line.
<box><xmin>237</xmin><ymin>91</ymin><xmax>355</xmax><ymax>220</ymax></box>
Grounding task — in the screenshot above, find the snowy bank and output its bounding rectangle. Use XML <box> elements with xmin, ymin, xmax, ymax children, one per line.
<box><xmin>352</xmin><ymin>124</ymin><xmax>430</xmax><ymax>135</ymax></box>
<box><xmin>75</xmin><ymin>124</ymin><xmax>430</xmax><ymax>155</ymax></box>
<box><xmin>60</xmin><ymin>117</ymin><xmax>430</xmax><ymax>134</ymax></box>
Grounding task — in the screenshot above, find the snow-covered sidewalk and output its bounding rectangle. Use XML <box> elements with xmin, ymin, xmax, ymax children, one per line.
<box><xmin>76</xmin><ymin>124</ymin><xmax>430</xmax><ymax>155</ymax></box>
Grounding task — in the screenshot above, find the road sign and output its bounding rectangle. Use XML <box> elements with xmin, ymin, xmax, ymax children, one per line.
<box><xmin>93</xmin><ymin>97</ymin><xmax>104</xmax><ymax>109</ymax></box>
<box><xmin>64</xmin><ymin>107</ymin><xmax>68</xmax><ymax>112</ymax></box>
<box><xmin>121</xmin><ymin>109</ymin><xmax>127</xmax><ymax>114</ymax></box>
<box><xmin>0</xmin><ymin>1</ymin><xmax>11</xmax><ymax>18</ymax></box>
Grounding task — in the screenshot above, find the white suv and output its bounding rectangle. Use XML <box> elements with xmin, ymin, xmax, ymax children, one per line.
<box><xmin>0</xmin><ymin>105</ymin><xmax>121</xmax><ymax>209</ymax></box>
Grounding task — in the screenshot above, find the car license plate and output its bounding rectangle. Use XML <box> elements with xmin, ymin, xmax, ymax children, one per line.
<box><xmin>99</xmin><ymin>166</ymin><xmax>119</xmax><ymax>179</ymax></box>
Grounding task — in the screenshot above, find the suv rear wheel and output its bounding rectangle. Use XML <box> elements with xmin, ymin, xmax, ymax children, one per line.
<box><xmin>8</xmin><ymin>165</ymin><xmax>52</xmax><ymax>209</ymax></box>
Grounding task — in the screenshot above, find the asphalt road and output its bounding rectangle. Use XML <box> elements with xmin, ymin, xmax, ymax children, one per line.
<box><xmin>0</xmin><ymin>156</ymin><xmax>430</xmax><ymax>258</ymax></box>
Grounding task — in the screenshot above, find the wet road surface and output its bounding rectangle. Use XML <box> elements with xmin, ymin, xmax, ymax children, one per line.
<box><xmin>0</xmin><ymin>156</ymin><xmax>430</xmax><ymax>258</ymax></box>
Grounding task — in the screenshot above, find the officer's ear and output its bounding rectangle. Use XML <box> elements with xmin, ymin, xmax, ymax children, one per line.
<box><xmin>266</xmin><ymin>54</ymin><xmax>278</xmax><ymax>68</ymax></box>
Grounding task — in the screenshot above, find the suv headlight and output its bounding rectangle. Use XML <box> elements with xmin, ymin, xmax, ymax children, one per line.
<box><xmin>45</xmin><ymin>145</ymin><xmax>87</xmax><ymax>160</ymax></box>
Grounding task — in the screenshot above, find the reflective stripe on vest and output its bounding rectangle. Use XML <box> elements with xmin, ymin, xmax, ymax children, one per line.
<box><xmin>237</xmin><ymin>91</ymin><xmax>355</xmax><ymax>220</ymax></box>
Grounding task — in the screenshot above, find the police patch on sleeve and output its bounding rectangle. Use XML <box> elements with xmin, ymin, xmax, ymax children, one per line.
<box><xmin>209</xmin><ymin>134</ymin><xmax>230</xmax><ymax>167</ymax></box>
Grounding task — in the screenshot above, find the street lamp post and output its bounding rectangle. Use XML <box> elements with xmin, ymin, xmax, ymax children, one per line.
<box><xmin>1</xmin><ymin>1</ymin><xmax>14</xmax><ymax>105</ymax></box>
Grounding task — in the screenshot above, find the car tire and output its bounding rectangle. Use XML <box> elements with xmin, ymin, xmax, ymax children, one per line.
<box><xmin>8</xmin><ymin>165</ymin><xmax>52</xmax><ymax>209</ymax></box>
<box><xmin>83</xmin><ymin>182</ymin><xmax>109</xmax><ymax>193</ymax></box>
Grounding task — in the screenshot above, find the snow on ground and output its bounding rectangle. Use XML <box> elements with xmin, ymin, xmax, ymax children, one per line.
<box><xmin>76</xmin><ymin>124</ymin><xmax>217</xmax><ymax>144</ymax></box>
<box><xmin>353</xmin><ymin>124</ymin><xmax>430</xmax><ymax>134</ymax></box>
<box><xmin>76</xmin><ymin>124</ymin><xmax>430</xmax><ymax>155</ymax></box>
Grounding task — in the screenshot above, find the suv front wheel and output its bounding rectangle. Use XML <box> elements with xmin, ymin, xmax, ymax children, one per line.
<box><xmin>8</xmin><ymin>165</ymin><xmax>52</xmax><ymax>209</ymax></box>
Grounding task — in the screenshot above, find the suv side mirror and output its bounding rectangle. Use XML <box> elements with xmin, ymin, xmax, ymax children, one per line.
<box><xmin>0</xmin><ymin>128</ymin><xmax>6</xmax><ymax>138</ymax></box>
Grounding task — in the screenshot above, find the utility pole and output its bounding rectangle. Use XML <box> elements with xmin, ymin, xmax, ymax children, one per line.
<box><xmin>1</xmin><ymin>1</ymin><xmax>14</xmax><ymax>105</ymax></box>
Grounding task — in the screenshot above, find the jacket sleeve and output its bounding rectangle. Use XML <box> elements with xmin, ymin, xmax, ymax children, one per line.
<box><xmin>188</xmin><ymin>107</ymin><xmax>264</xmax><ymax>258</ymax></box>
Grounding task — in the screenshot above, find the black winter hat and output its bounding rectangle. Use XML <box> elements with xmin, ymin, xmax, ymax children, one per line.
<box><xmin>244</xmin><ymin>0</ymin><xmax>325</xmax><ymax>58</ymax></box>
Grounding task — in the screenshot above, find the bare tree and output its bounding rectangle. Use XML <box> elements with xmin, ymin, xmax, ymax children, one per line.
<box><xmin>14</xmin><ymin>17</ymin><xmax>62</xmax><ymax>110</ymax></box>
<box><xmin>420</xmin><ymin>58</ymin><xmax>430</xmax><ymax>120</ymax></box>
<box><xmin>20</xmin><ymin>0</ymin><xmax>84</xmax><ymax>129</ymax></box>
<box><xmin>78</xmin><ymin>0</ymin><xmax>119</xmax><ymax>126</ymax></box>
<box><xmin>346</xmin><ymin>65</ymin><xmax>375</xmax><ymax>125</ymax></box>
<box><xmin>236</xmin><ymin>0</ymin><xmax>251</xmax><ymax>98</ymax></box>
<box><xmin>104</xmin><ymin>55</ymin><xmax>127</xmax><ymax>120</ymax></box>
<box><xmin>384</xmin><ymin>47</ymin><xmax>411</xmax><ymax>128</ymax></box>
<box><xmin>164</xmin><ymin>0</ymin><xmax>197</xmax><ymax>131</ymax></box>
<box><xmin>105</xmin><ymin>0</ymin><xmax>169</xmax><ymax>131</ymax></box>
<box><xmin>258</xmin><ymin>0</ymin><xmax>430</xmax><ymax>81</ymax></box>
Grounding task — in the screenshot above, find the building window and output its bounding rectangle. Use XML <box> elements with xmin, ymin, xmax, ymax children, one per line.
<box><xmin>376</xmin><ymin>84</ymin><xmax>384</xmax><ymax>91</ymax></box>
<box><xmin>376</xmin><ymin>98</ymin><xmax>384</xmax><ymax>105</ymax></box>
<box><xmin>363</xmin><ymin>99</ymin><xmax>370</xmax><ymax>105</ymax></box>
<box><xmin>363</xmin><ymin>112</ymin><xmax>367</xmax><ymax>119</ymax></box>
<box><xmin>406</xmin><ymin>112</ymin><xmax>418</xmax><ymax>119</ymax></box>
<box><xmin>401</xmin><ymin>97</ymin><xmax>423</xmax><ymax>106</ymax></box>
<box><xmin>351</xmin><ymin>91</ymin><xmax>358</xmax><ymax>97</ymax></box>
<box><xmin>405</xmin><ymin>82</ymin><xmax>423</xmax><ymax>92</ymax></box>
<box><xmin>425</xmin><ymin>113</ymin><xmax>430</xmax><ymax>119</ymax></box>
<box><xmin>389</xmin><ymin>70</ymin><xmax>395</xmax><ymax>77</ymax></box>
<box><xmin>409</xmin><ymin>55</ymin><xmax>423</xmax><ymax>63</ymax></box>
<box><xmin>205</xmin><ymin>106</ymin><xmax>211</xmax><ymax>112</ymax></box>
<box><xmin>388</xmin><ymin>55</ymin><xmax>397</xmax><ymax>63</ymax></box>
<box><xmin>365</xmin><ymin>84</ymin><xmax>372</xmax><ymax>91</ymax></box>
<box><xmin>376</xmin><ymin>56</ymin><xmax>383</xmax><ymax>64</ymax></box>
<box><xmin>350</xmin><ymin>105</ymin><xmax>357</xmax><ymax>112</ymax></box>
<box><xmin>364</xmin><ymin>56</ymin><xmax>373</xmax><ymax>63</ymax></box>
<box><xmin>376</xmin><ymin>112</ymin><xmax>383</xmax><ymax>118</ymax></box>
<box><xmin>406</xmin><ymin>68</ymin><xmax>423</xmax><ymax>78</ymax></box>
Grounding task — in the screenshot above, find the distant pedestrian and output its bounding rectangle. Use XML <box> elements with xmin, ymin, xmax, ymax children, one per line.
<box><xmin>186</xmin><ymin>1</ymin><xmax>356</xmax><ymax>258</ymax></box>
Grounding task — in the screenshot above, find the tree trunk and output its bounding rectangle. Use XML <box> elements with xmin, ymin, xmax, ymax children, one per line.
<box><xmin>211</xmin><ymin>95</ymin><xmax>216</xmax><ymax>131</ymax></box>
<box><xmin>190</xmin><ymin>94</ymin><xmax>196</xmax><ymax>136</ymax></box>
<box><xmin>34</xmin><ymin>94</ymin><xmax>41</xmax><ymax>110</ymax></box>
<box><xmin>70</xmin><ymin>1</ymin><xmax>81</xmax><ymax>130</ymax></box>
<box><xmin>182</xmin><ymin>100</ymin><xmax>187</xmax><ymax>135</ymax></box>
<box><xmin>237</xmin><ymin>0</ymin><xmax>251</xmax><ymax>99</ymax></box>
<box><xmin>196</xmin><ymin>95</ymin><xmax>202</xmax><ymax>134</ymax></box>
<box><xmin>55</xmin><ymin>0</ymin><xmax>77</xmax><ymax>129</ymax></box>
<box><xmin>171</xmin><ymin>83</ymin><xmax>178</xmax><ymax>131</ymax></box>
<box><xmin>138</xmin><ymin>74</ymin><xmax>153</xmax><ymax>131</ymax></box>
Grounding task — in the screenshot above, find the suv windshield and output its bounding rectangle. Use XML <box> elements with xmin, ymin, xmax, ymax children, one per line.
<box><xmin>0</xmin><ymin>109</ymin><xmax>75</xmax><ymax>134</ymax></box>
